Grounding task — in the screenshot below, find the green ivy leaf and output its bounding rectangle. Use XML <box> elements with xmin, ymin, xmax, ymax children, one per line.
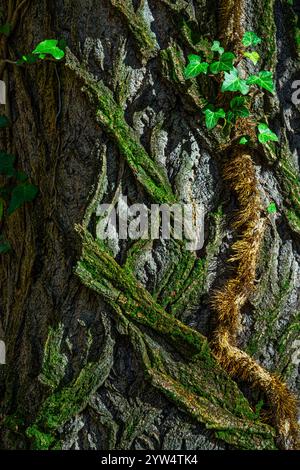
<box><xmin>221</xmin><ymin>69</ymin><xmax>250</xmax><ymax>95</ymax></box>
<box><xmin>0</xmin><ymin>152</ymin><xmax>16</xmax><ymax>176</ymax></box>
<box><xmin>211</xmin><ymin>40</ymin><xmax>224</xmax><ymax>55</ymax></box>
<box><xmin>239</xmin><ymin>136</ymin><xmax>250</xmax><ymax>145</ymax></box>
<box><xmin>7</xmin><ymin>183</ymin><xmax>38</xmax><ymax>215</ymax></box>
<box><xmin>243</xmin><ymin>51</ymin><xmax>260</xmax><ymax>64</ymax></box>
<box><xmin>226</xmin><ymin>111</ymin><xmax>235</xmax><ymax>123</ymax></box>
<box><xmin>230</xmin><ymin>97</ymin><xmax>245</xmax><ymax>108</ymax></box>
<box><xmin>16</xmin><ymin>171</ymin><xmax>28</xmax><ymax>182</ymax></box>
<box><xmin>230</xmin><ymin>96</ymin><xmax>250</xmax><ymax>117</ymax></box>
<box><xmin>0</xmin><ymin>240</ymin><xmax>11</xmax><ymax>254</ymax></box>
<box><xmin>247</xmin><ymin>71</ymin><xmax>275</xmax><ymax>94</ymax></box>
<box><xmin>0</xmin><ymin>23</ymin><xmax>12</xmax><ymax>36</ymax></box>
<box><xmin>0</xmin><ymin>115</ymin><xmax>10</xmax><ymax>128</ymax></box>
<box><xmin>184</xmin><ymin>54</ymin><xmax>209</xmax><ymax>78</ymax></box>
<box><xmin>242</xmin><ymin>31</ymin><xmax>262</xmax><ymax>47</ymax></box>
<box><xmin>203</xmin><ymin>107</ymin><xmax>226</xmax><ymax>130</ymax></box>
<box><xmin>57</xmin><ymin>39</ymin><xmax>67</xmax><ymax>52</ymax></box>
<box><xmin>257</xmin><ymin>123</ymin><xmax>279</xmax><ymax>144</ymax></box>
<box><xmin>210</xmin><ymin>52</ymin><xmax>236</xmax><ymax>74</ymax></box>
<box><xmin>32</xmin><ymin>39</ymin><xmax>65</xmax><ymax>60</ymax></box>
<box><xmin>16</xmin><ymin>53</ymin><xmax>39</xmax><ymax>65</ymax></box>
<box><xmin>267</xmin><ymin>202</ymin><xmax>277</xmax><ymax>214</ymax></box>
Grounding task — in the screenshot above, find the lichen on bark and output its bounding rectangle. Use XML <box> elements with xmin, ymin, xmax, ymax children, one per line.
<box><xmin>0</xmin><ymin>0</ymin><xmax>299</xmax><ymax>451</ymax></box>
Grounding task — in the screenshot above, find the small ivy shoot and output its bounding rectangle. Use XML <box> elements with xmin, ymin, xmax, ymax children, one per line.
<box><xmin>17</xmin><ymin>39</ymin><xmax>66</xmax><ymax>65</ymax></box>
<box><xmin>184</xmin><ymin>54</ymin><xmax>209</xmax><ymax>78</ymax></box>
<box><xmin>183</xmin><ymin>32</ymin><xmax>278</xmax><ymax>146</ymax></box>
<box><xmin>239</xmin><ymin>136</ymin><xmax>251</xmax><ymax>145</ymax></box>
<box><xmin>210</xmin><ymin>52</ymin><xmax>236</xmax><ymax>74</ymax></box>
<box><xmin>247</xmin><ymin>71</ymin><xmax>275</xmax><ymax>94</ymax></box>
<box><xmin>267</xmin><ymin>202</ymin><xmax>277</xmax><ymax>214</ymax></box>
<box><xmin>203</xmin><ymin>107</ymin><xmax>226</xmax><ymax>130</ymax></box>
<box><xmin>221</xmin><ymin>69</ymin><xmax>250</xmax><ymax>95</ymax></box>
<box><xmin>243</xmin><ymin>51</ymin><xmax>260</xmax><ymax>64</ymax></box>
<box><xmin>257</xmin><ymin>123</ymin><xmax>279</xmax><ymax>143</ymax></box>
<box><xmin>242</xmin><ymin>31</ymin><xmax>262</xmax><ymax>47</ymax></box>
<box><xmin>211</xmin><ymin>40</ymin><xmax>224</xmax><ymax>55</ymax></box>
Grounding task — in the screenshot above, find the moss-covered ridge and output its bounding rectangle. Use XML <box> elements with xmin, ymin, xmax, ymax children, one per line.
<box><xmin>24</xmin><ymin>225</ymin><xmax>275</xmax><ymax>450</ymax></box>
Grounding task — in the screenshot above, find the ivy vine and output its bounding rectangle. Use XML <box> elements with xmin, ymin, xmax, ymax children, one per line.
<box><xmin>184</xmin><ymin>31</ymin><xmax>278</xmax><ymax>146</ymax></box>
<box><xmin>0</xmin><ymin>39</ymin><xmax>65</xmax><ymax>254</ymax></box>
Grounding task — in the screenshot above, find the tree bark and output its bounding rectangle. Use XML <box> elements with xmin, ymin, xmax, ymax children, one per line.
<box><xmin>0</xmin><ymin>0</ymin><xmax>299</xmax><ymax>450</ymax></box>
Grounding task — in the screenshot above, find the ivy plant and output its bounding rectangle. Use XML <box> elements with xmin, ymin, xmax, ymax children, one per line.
<box><xmin>16</xmin><ymin>39</ymin><xmax>66</xmax><ymax>65</ymax></box>
<box><xmin>0</xmin><ymin>38</ymin><xmax>65</xmax><ymax>253</ymax></box>
<box><xmin>184</xmin><ymin>31</ymin><xmax>278</xmax><ymax>147</ymax></box>
<box><xmin>0</xmin><ymin>147</ymin><xmax>38</xmax><ymax>253</ymax></box>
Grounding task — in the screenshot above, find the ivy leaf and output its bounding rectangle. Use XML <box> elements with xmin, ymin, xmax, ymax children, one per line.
<box><xmin>0</xmin><ymin>152</ymin><xmax>16</xmax><ymax>176</ymax></box>
<box><xmin>0</xmin><ymin>23</ymin><xmax>12</xmax><ymax>36</ymax></box>
<box><xmin>210</xmin><ymin>52</ymin><xmax>236</xmax><ymax>74</ymax></box>
<box><xmin>211</xmin><ymin>40</ymin><xmax>224</xmax><ymax>55</ymax></box>
<box><xmin>267</xmin><ymin>202</ymin><xmax>277</xmax><ymax>214</ymax></box>
<box><xmin>0</xmin><ymin>240</ymin><xmax>11</xmax><ymax>254</ymax></box>
<box><xmin>230</xmin><ymin>97</ymin><xmax>245</xmax><ymax>108</ymax></box>
<box><xmin>221</xmin><ymin>69</ymin><xmax>250</xmax><ymax>95</ymax></box>
<box><xmin>257</xmin><ymin>123</ymin><xmax>279</xmax><ymax>143</ymax></box>
<box><xmin>239</xmin><ymin>136</ymin><xmax>250</xmax><ymax>145</ymax></box>
<box><xmin>16</xmin><ymin>53</ymin><xmax>39</xmax><ymax>65</ymax></box>
<box><xmin>203</xmin><ymin>107</ymin><xmax>226</xmax><ymax>130</ymax></box>
<box><xmin>15</xmin><ymin>171</ymin><xmax>28</xmax><ymax>182</ymax></box>
<box><xmin>247</xmin><ymin>71</ymin><xmax>275</xmax><ymax>94</ymax></box>
<box><xmin>32</xmin><ymin>39</ymin><xmax>65</xmax><ymax>60</ymax></box>
<box><xmin>226</xmin><ymin>111</ymin><xmax>235</xmax><ymax>123</ymax></box>
<box><xmin>57</xmin><ymin>39</ymin><xmax>67</xmax><ymax>52</ymax></box>
<box><xmin>184</xmin><ymin>54</ymin><xmax>209</xmax><ymax>79</ymax></box>
<box><xmin>0</xmin><ymin>115</ymin><xmax>10</xmax><ymax>128</ymax></box>
<box><xmin>230</xmin><ymin>96</ymin><xmax>250</xmax><ymax>117</ymax></box>
<box><xmin>243</xmin><ymin>51</ymin><xmax>260</xmax><ymax>64</ymax></box>
<box><xmin>7</xmin><ymin>183</ymin><xmax>38</xmax><ymax>215</ymax></box>
<box><xmin>242</xmin><ymin>31</ymin><xmax>262</xmax><ymax>47</ymax></box>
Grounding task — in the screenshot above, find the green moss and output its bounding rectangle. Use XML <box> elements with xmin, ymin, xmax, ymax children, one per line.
<box><xmin>73</xmin><ymin>227</ymin><xmax>277</xmax><ymax>449</ymax></box>
<box><xmin>276</xmin><ymin>311</ymin><xmax>300</xmax><ymax>375</ymax></box>
<box><xmin>284</xmin><ymin>1</ymin><xmax>300</xmax><ymax>55</ymax></box>
<box><xmin>286</xmin><ymin>209</ymin><xmax>300</xmax><ymax>235</ymax></box>
<box><xmin>38</xmin><ymin>323</ymin><xmax>68</xmax><ymax>389</ymax></box>
<box><xmin>128</xmin><ymin>321</ymin><xmax>276</xmax><ymax>450</ymax></box>
<box><xmin>66</xmin><ymin>49</ymin><xmax>176</xmax><ymax>205</ymax></box>
<box><xmin>22</xmin><ymin>314</ymin><xmax>114</xmax><ymax>449</ymax></box>
<box><xmin>247</xmin><ymin>234</ymin><xmax>294</xmax><ymax>357</ymax></box>
<box><xmin>26</xmin><ymin>425</ymin><xmax>55</xmax><ymax>450</ymax></box>
<box><xmin>256</xmin><ymin>0</ymin><xmax>277</xmax><ymax>70</ymax></box>
<box><xmin>160</xmin><ymin>44</ymin><xmax>207</xmax><ymax>111</ymax></box>
<box><xmin>109</xmin><ymin>0</ymin><xmax>158</xmax><ymax>63</ymax></box>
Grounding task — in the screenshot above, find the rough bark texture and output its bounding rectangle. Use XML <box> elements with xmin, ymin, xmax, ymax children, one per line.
<box><xmin>0</xmin><ymin>0</ymin><xmax>299</xmax><ymax>450</ymax></box>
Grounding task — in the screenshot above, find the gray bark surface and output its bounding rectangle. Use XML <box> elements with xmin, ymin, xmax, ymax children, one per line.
<box><xmin>0</xmin><ymin>0</ymin><xmax>299</xmax><ymax>450</ymax></box>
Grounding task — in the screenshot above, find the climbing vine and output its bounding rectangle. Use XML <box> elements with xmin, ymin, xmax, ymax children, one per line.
<box><xmin>0</xmin><ymin>0</ymin><xmax>299</xmax><ymax>453</ymax></box>
<box><xmin>184</xmin><ymin>31</ymin><xmax>299</xmax><ymax>449</ymax></box>
<box><xmin>0</xmin><ymin>39</ymin><xmax>65</xmax><ymax>253</ymax></box>
<box><xmin>184</xmin><ymin>31</ymin><xmax>278</xmax><ymax>145</ymax></box>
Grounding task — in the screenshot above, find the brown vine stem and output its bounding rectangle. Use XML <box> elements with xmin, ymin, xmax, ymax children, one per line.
<box><xmin>211</xmin><ymin>0</ymin><xmax>299</xmax><ymax>450</ymax></box>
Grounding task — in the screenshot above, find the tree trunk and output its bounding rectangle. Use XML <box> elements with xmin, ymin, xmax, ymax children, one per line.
<box><xmin>0</xmin><ymin>0</ymin><xmax>299</xmax><ymax>451</ymax></box>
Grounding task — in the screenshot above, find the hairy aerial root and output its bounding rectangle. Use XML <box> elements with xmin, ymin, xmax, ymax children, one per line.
<box><xmin>211</xmin><ymin>151</ymin><xmax>299</xmax><ymax>449</ymax></box>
